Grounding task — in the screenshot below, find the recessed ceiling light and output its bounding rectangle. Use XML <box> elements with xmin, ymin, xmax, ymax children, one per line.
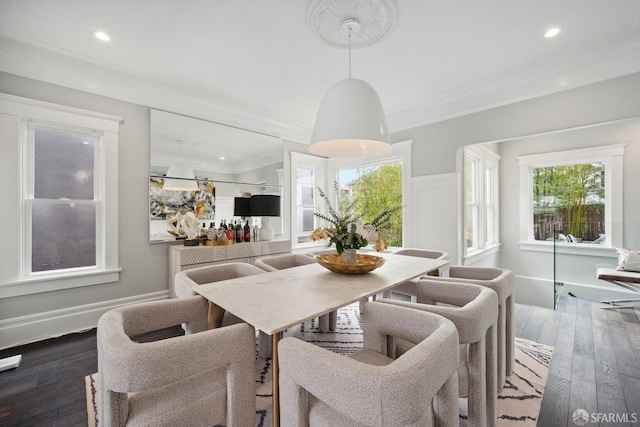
<box><xmin>93</xmin><ymin>31</ymin><xmax>110</xmax><ymax>42</ymax></box>
<box><xmin>220</xmin><ymin>156</ymin><xmax>225</xmax><ymax>160</ymax></box>
<box><xmin>544</xmin><ymin>27</ymin><xmax>560</xmax><ymax>38</ymax></box>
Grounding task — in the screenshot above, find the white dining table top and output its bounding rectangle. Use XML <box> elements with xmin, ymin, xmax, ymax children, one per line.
<box><xmin>193</xmin><ymin>252</ymin><xmax>449</xmax><ymax>335</ymax></box>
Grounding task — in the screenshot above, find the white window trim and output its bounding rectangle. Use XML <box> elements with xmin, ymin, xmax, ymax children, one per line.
<box><xmin>290</xmin><ymin>151</ymin><xmax>327</xmax><ymax>249</ymax></box>
<box><xmin>0</xmin><ymin>94</ymin><xmax>122</xmax><ymax>299</ymax></box>
<box><xmin>327</xmin><ymin>141</ymin><xmax>413</xmax><ymax>246</ymax></box>
<box><xmin>463</xmin><ymin>145</ymin><xmax>501</xmax><ymax>261</ymax></box>
<box><xmin>517</xmin><ymin>144</ymin><xmax>625</xmax><ymax>254</ymax></box>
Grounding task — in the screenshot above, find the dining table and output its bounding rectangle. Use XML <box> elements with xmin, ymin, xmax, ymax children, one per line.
<box><xmin>192</xmin><ymin>251</ymin><xmax>450</xmax><ymax>427</ymax></box>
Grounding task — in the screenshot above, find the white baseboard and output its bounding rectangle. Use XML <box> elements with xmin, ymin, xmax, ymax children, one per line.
<box><xmin>0</xmin><ymin>291</ymin><xmax>169</xmax><ymax>351</ymax></box>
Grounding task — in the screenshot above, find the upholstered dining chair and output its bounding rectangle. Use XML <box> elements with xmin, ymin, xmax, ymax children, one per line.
<box><xmin>255</xmin><ymin>253</ymin><xmax>338</xmax><ymax>332</ymax></box>
<box><xmin>384</xmin><ymin>248</ymin><xmax>450</xmax><ymax>302</ymax></box>
<box><xmin>174</xmin><ymin>262</ymin><xmax>272</xmax><ymax>357</ymax></box>
<box><xmin>278</xmin><ymin>301</ymin><xmax>460</xmax><ymax>427</ymax></box>
<box><xmin>379</xmin><ymin>280</ymin><xmax>499</xmax><ymax>427</ymax></box>
<box><xmin>421</xmin><ymin>266</ymin><xmax>515</xmax><ymax>390</ymax></box>
<box><xmin>97</xmin><ymin>296</ymin><xmax>256</xmax><ymax>427</ymax></box>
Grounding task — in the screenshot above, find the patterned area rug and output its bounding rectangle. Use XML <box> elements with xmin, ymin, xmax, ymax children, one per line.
<box><xmin>86</xmin><ymin>303</ymin><xmax>553</xmax><ymax>426</ymax></box>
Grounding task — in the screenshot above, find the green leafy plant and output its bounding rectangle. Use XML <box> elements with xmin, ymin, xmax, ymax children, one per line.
<box><xmin>311</xmin><ymin>183</ymin><xmax>402</xmax><ymax>254</ymax></box>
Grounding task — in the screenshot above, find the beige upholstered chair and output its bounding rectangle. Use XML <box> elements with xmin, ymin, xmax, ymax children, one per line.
<box><xmin>385</xmin><ymin>248</ymin><xmax>450</xmax><ymax>302</ymax></box>
<box><xmin>255</xmin><ymin>253</ymin><xmax>337</xmax><ymax>332</ymax></box>
<box><xmin>422</xmin><ymin>266</ymin><xmax>515</xmax><ymax>390</ymax></box>
<box><xmin>174</xmin><ymin>262</ymin><xmax>272</xmax><ymax>357</ymax></box>
<box><xmin>255</xmin><ymin>253</ymin><xmax>316</xmax><ymax>271</ymax></box>
<box><xmin>279</xmin><ymin>301</ymin><xmax>460</xmax><ymax>427</ymax></box>
<box><xmin>97</xmin><ymin>296</ymin><xmax>256</xmax><ymax>427</ymax></box>
<box><xmin>380</xmin><ymin>280</ymin><xmax>499</xmax><ymax>427</ymax></box>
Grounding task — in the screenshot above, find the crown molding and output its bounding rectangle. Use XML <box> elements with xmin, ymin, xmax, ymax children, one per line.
<box><xmin>2</xmin><ymin>35</ymin><xmax>640</xmax><ymax>141</ymax></box>
<box><xmin>385</xmin><ymin>36</ymin><xmax>640</xmax><ymax>132</ymax></box>
<box><xmin>0</xmin><ymin>38</ymin><xmax>313</xmax><ymax>142</ymax></box>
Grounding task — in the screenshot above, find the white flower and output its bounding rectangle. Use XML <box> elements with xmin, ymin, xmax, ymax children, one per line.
<box><xmin>355</xmin><ymin>220</ymin><xmax>378</xmax><ymax>242</ymax></box>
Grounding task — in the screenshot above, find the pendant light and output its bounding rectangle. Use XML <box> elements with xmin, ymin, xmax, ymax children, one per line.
<box><xmin>163</xmin><ymin>140</ymin><xmax>199</xmax><ymax>191</ymax></box>
<box><xmin>309</xmin><ymin>17</ymin><xmax>392</xmax><ymax>158</ymax></box>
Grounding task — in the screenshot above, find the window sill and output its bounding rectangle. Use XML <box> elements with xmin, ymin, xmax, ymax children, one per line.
<box><xmin>518</xmin><ymin>241</ymin><xmax>616</xmax><ymax>257</ymax></box>
<box><xmin>0</xmin><ymin>268</ymin><xmax>122</xmax><ymax>299</ymax></box>
<box><xmin>464</xmin><ymin>243</ymin><xmax>501</xmax><ymax>264</ymax></box>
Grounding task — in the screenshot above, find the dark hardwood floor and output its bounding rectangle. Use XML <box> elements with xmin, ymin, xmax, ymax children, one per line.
<box><xmin>0</xmin><ymin>295</ymin><xmax>639</xmax><ymax>426</ymax></box>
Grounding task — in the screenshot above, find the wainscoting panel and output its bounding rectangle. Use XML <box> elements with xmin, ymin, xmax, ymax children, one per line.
<box><xmin>410</xmin><ymin>173</ymin><xmax>459</xmax><ymax>259</ymax></box>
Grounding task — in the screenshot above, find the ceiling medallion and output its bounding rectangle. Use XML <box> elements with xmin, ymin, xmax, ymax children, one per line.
<box><xmin>308</xmin><ymin>0</ymin><xmax>396</xmax><ymax>49</ymax></box>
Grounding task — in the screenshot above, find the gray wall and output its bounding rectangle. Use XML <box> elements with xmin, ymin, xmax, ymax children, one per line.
<box><xmin>0</xmin><ymin>73</ymin><xmax>169</xmax><ymax>338</ymax></box>
<box><xmin>391</xmin><ymin>71</ymin><xmax>640</xmax><ymax>306</ymax></box>
<box><xmin>393</xmin><ymin>72</ymin><xmax>640</xmax><ymax>177</ymax></box>
<box><xmin>1</xmin><ymin>70</ymin><xmax>639</xmax><ymax>347</ymax></box>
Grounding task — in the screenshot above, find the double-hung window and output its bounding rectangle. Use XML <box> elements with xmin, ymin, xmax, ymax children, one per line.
<box><xmin>0</xmin><ymin>94</ymin><xmax>121</xmax><ymax>297</ymax></box>
<box><xmin>26</xmin><ymin>124</ymin><xmax>101</xmax><ymax>274</ymax></box>
<box><xmin>464</xmin><ymin>145</ymin><xmax>500</xmax><ymax>259</ymax></box>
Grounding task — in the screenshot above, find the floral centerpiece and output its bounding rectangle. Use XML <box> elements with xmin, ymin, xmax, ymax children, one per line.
<box><xmin>310</xmin><ymin>184</ymin><xmax>402</xmax><ymax>263</ymax></box>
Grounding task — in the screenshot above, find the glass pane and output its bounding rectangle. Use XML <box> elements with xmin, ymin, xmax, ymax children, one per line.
<box><xmin>485</xmin><ymin>164</ymin><xmax>495</xmax><ymax>245</ymax></box>
<box><xmin>338</xmin><ymin>162</ymin><xmax>403</xmax><ymax>247</ymax></box>
<box><xmin>31</xmin><ymin>203</ymin><xmax>96</xmax><ymax>272</ymax></box>
<box><xmin>34</xmin><ymin>128</ymin><xmax>95</xmax><ymax>200</ymax></box>
<box><xmin>301</xmin><ymin>187</ymin><xmax>314</xmax><ymax>206</ymax></box>
<box><xmin>465</xmin><ymin>155</ymin><xmax>478</xmax><ymax>203</ymax></box>
<box><xmin>466</xmin><ymin>205</ymin><xmax>478</xmax><ymax>249</ymax></box>
<box><xmin>296</xmin><ymin>167</ymin><xmax>316</xmax><ymax>240</ymax></box>
<box><xmin>302</xmin><ymin>209</ymin><xmax>315</xmax><ymax>232</ymax></box>
<box><xmin>532</xmin><ymin>163</ymin><xmax>605</xmax><ymax>242</ymax></box>
<box><xmin>484</xmin><ymin>164</ymin><xmax>494</xmax><ymax>204</ymax></box>
<box><xmin>486</xmin><ymin>206</ymin><xmax>494</xmax><ymax>245</ymax></box>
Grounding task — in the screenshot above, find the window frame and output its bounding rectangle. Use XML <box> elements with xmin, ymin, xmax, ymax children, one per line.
<box><xmin>24</xmin><ymin>122</ymin><xmax>104</xmax><ymax>276</ymax></box>
<box><xmin>0</xmin><ymin>94</ymin><xmax>122</xmax><ymax>298</ymax></box>
<box><xmin>517</xmin><ymin>144</ymin><xmax>625</xmax><ymax>255</ymax></box>
<box><xmin>327</xmin><ymin>141</ymin><xmax>413</xmax><ymax>248</ymax></box>
<box><xmin>290</xmin><ymin>152</ymin><xmax>327</xmax><ymax>248</ymax></box>
<box><xmin>463</xmin><ymin>145</ymin><xmax>500</xmax><ymax>262</ymax></box>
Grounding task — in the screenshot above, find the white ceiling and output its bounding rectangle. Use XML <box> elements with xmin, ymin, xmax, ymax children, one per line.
<box><xmin>1</xmin><ymin>0</ymin><xmax>640</xmax><ymax>142</ymax></box>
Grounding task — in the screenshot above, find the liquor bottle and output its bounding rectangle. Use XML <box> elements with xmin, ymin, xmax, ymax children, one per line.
<box><xmin>244</xmin><ymin>220</ymin><xmax>251</xmax><ymax>242</ymax></box>
<box><xmin>235</xmin><ymin>220</ymin><xmax>242</xmax><ymax>243</ymax></box>
<box><xmin>253</xmin><ymin>221</ymin><xmax>259</xmax><ymax>241</ymax></box>
<box><xmin>225</xmin><ymin>220</ymin><xmax>234</xmax><ymax>241</ymax></box>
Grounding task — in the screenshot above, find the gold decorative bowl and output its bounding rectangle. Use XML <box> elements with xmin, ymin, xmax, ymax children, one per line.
<box><xmin>314</xmin><ymin>253</ymin><xmax>385</xmax><ymax>275</ymax></box>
